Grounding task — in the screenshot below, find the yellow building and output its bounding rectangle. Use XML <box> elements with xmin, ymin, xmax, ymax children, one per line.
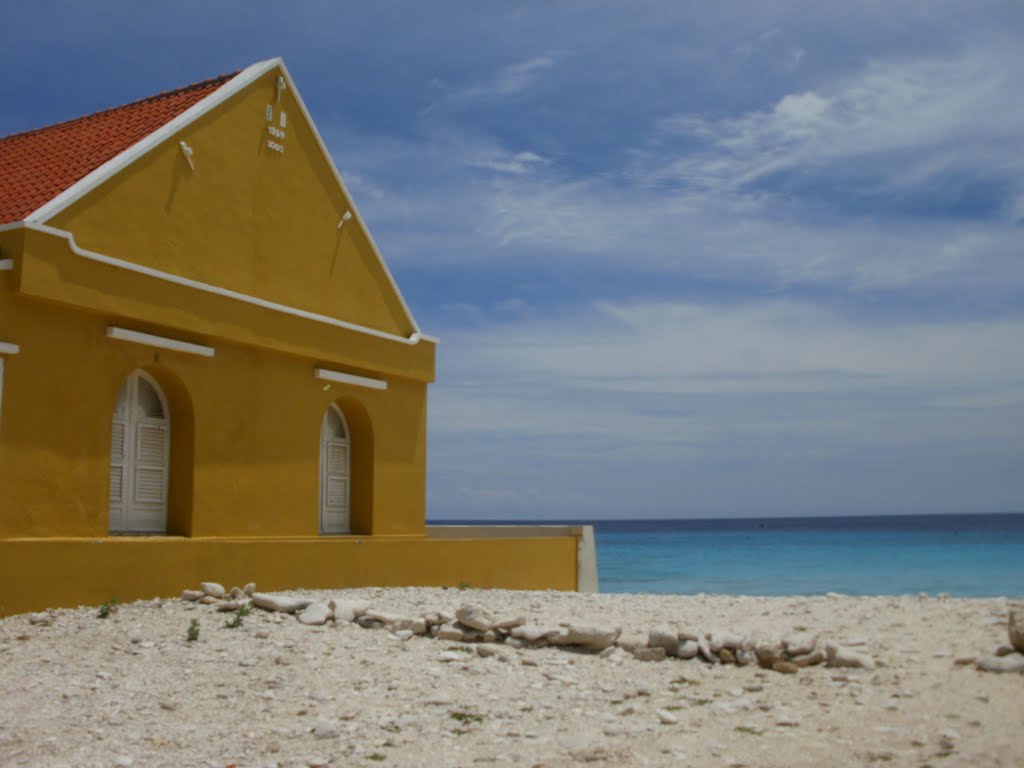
<box><xmin>0</xmin><ymin>58</ymin><xmax>595</xmax><ymax>617</ymax></box>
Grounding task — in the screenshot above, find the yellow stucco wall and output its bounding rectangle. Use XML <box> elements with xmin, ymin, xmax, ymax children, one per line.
<box><xmin>0</xmin><ymin>535</ymin><xmax>579</xmax><ymax>618</ymax></box>
<box><xmin>0</xmin><ymin>279</ymin><xmax>428</xmax><ymax>538</ymax></box>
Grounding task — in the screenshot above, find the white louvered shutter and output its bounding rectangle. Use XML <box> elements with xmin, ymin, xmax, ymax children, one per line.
<box><xmin>108</xmin><ymin>382</ymin><xmax>129</xmax><ymax>531</ymax></box>
<box><xmin>322</xmin><ymin>438</ymin><xmax>349</xmax><ymax>533</ymax></box>
<box><xmin>109</xmin><ymin>372</ymin><xmax>169</xmax><ymax>533</ymax></box>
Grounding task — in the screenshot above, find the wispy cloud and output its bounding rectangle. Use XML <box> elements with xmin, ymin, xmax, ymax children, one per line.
<box><xmin>653</xmin><ymin>48</ymin><xmax>1024</xmax><ymax>202</ymax></box>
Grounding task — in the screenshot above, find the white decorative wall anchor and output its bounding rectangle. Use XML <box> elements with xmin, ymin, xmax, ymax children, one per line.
<box><xmin>179</xmin><ymin>141</ymin><xmax>196</xmax><ymax>172</ymax></box>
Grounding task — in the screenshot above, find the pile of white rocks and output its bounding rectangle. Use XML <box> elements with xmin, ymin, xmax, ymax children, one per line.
<box><xmin>972</xmin><ymin>603</ymin><xmax>1024</xmax><ymax>674</ymax></box>
<box><xmin>180</xmin><ymin>582</ymin><xmax>878</xmax><ymax>674</ymax></box>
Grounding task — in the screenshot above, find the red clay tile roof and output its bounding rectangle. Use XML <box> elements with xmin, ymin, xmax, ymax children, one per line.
<box><xmin>0</xmin><ymin>71</ymin><xmax>239</xmax><ymax>225</ymax></box>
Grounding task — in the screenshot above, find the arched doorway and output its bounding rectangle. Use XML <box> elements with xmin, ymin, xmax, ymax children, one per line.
<box><xmin>319</xmin><ymin>403</ymin><xmax>351</xmax><ymax>534</ymax></box>
<box><xmin>109</xmin><ymin>370</ymin><xmax>170</xmax><ymax>533</ymax></box>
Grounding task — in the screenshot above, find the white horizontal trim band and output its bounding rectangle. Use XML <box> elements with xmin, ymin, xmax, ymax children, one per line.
<box><xmin>314</xmin><ymin>367</ymin><xmax>387</xmax><ymax>391</ymax></box>
<box><xmin>7</xmin><ymin>222</ymin><xmax>433</xmax><ymax>347</ymax></box>
<box><xmin>107</xmin><ymin>326</ymin><xmax>215</xmax><ymax>357</ymax></box>
<box><xmin>0</xmin><ymin>342</ymin><xmax>19</xmax><ymax>355</ymax></box>
<box><xmin>0</xmin><ymin>259</ymin><xmax>13</xmax><ymax>271</ymax></box>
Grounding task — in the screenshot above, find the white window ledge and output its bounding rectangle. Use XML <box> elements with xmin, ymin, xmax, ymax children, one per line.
<box><xmin>107</xmin><ymin>327</ymin><xmax>215</xmax><ymax>357</ymax></box>
<box><xmin>314</xmin><ymin>367</ymin><xmax>387</xmax><ymax>391</ymax></box>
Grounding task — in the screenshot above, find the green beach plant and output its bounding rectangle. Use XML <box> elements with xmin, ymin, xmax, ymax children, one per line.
<box><xmin>187</xmin><ymin>618</ymin><xmax>200</xmax><ymax>642</ymax></box>
<box><xmin>96</xmin><ymin>599</ymin><xmax>119</xmax><ymax>619</ymax></box>
<box><xmin>224</xmin><ymin>603</ymin><xmax>252</xmax><ymax>629</ymax></box>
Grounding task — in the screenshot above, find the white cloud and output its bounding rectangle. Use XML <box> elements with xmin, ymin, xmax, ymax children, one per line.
<box><xmin>656</xmin><ymin>48</ymin><xmax>1024</xmax><ymax>195</ymax></box>
<box><xmin>494</xmin><ymin>55</ymin><xmax>559</xmax><ymax>95</ymax></box>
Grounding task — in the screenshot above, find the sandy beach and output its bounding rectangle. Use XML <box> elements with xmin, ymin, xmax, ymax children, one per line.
<box><xmin>1</xmin><ymin>587</ymin><xmax>1022</xmax><ymax>767</ymax></box>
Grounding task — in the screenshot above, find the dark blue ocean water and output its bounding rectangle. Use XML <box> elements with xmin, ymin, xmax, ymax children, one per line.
<box><xmin>433</xmin><ymin>513</ymin><xmax>1024</xmax><ymax>597</ymax></box>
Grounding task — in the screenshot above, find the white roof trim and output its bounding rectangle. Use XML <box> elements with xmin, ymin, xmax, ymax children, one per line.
<box><xmin>25</xmin><ymin>59</ymin><xmax>281</xmax><ymax>225</ymax></box>
<box><xmin>107</xmin><ymin>326</ymin><xmax>215</xmax><ymax>357</ymax></box>
<box><xmin>0</xmin><ymin>342</ymin><xmax>19</xmax><ymax>355</ymax></box>
<box><xmin>21</xmin><ymin>57</ymin><xmax>424</xmax><ymax>339</ymax></box>
<box><xmin>15</xmin><ymin>222</ymin><xmax>431</xmax><ymax>346</ymax></box>
<box><xmin>0</xmin><ymin>259</ymin><xmax>13</xmax><ymax>271</ymax></box>
<box><xmin>315</xmin><ymin>367</ymin><xmax>388</xmax><ymax>391</ymax></box>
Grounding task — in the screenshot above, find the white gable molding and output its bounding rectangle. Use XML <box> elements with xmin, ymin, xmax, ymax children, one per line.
<box><xmin>314</xmin><ymin>367</ymin><xmax>388</xmax><ymax>391</ymax></box>
<box><xmin>22</xmin><ymin>57</ymin><xmax>423</xmax><ymax>340</ymax></box>
<box><xmin>107</xmin><ymin>326</ymin><xmax>215</xmax><ymax>357</ymax></box>
<box><xmin>7</xmin><ymin>221</ymin><xmax>431</xmax><ymax>346</ymax></box>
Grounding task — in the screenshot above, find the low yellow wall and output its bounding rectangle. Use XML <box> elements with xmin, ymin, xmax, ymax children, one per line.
<box><xmin>0</xmin><ymin>535</ymin><xmax>579</xmax><ymax>617</ymax></box>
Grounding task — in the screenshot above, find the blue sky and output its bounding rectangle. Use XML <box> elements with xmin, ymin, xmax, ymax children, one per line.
<box><xmin>3</xmin><ymin>2</ymin><xmax>1023</xmax><ymax>519</ymax></box>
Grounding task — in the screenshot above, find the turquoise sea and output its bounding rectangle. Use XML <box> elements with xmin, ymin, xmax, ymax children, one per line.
<box><xmin>436</xmin><ymin>513</ymin><xmax>1024</xmax><ymax>597</ymax></box>
<box><xmin>591</xmin><ymin>513</ymin><xmax>1024</xmax><ymax>597</ymax></box>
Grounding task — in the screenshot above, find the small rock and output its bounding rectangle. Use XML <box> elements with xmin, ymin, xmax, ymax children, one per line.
<box><xmin>719</xmin><ymin>648</ymin><xmax>736</xmax><ymax>664</ymax></box>
<box><xmin>328</xmin><ymin>599</ymin><xmax>370</xmax><ymax>622</ymax></box>
<box><xmin>252</xmin><ymin>593</ymin><xmax>312</xmax><ymax>614</ymax></box>
<box><xmin>825</xmin><ymin>641</ymin><xmax>875</xmax><ymax>670</ymax></box>
<box><xmin>312</xmin><ymin>721</ymin><xmax>340</xmax><ymax>739</ymax></box>
<box><xmin>242</xmin><ymin>582</ymin><xmax>256</xmax><ymax>595</ymax></box>
<box><xmin>159</xmin><ymin>700</ymin><xmax>176</xmax><ymax>711</ymax></box>
<box><xmin>28</xmin><ymin>613</ymin><xmax>49</xmax><ymax>625</ymax></box>
<box><xmin>615</xmin><ymin>632</ymin><xmax>648</xmax><ymax>652</ymax></box>
<box><xmin>180</xmin><ymin>590</ymin><xmax>203</xmax><ymax>602</ymax></box>
<box><xmin>307</xmin><ymin>758</ymin><xmax>329</xmax><ymax>768</ymax></box>
<box><xmin>697</xmin><ymin>636</ymin><xmax>717</xmax><ymax>664</ymax></box>
<box><xmin>492</xmin><ymin>615</ymin><xmax>526</xmax><ymax>630</ymax></box>
<box><xmin>199</xmin><ymin>595</ymin><xmax>219</xmax><ymax>605</ymax></box>
<box><xmin>297</xmin><ymin>603</ymin><xmax>332</xmax><ymax>626</ymax></box>
<box><xmin>510</xmin><ymin>624</ymin><xmax>558</xmax><ymax>643</ymax></box>
<box><xmin>783</xmin><ymin>633</ymin><xmax>817</xmax><ymax>657</ymax></box>
<box><xmin>708</xmin><ymin>632</ymin><xmax>744</xmax><ymax>653</ymax></box>
<box><xmin>113</xmin><ymin>757</ymin><xmax>134</xmax><ymax>767</ymax></box>
<box><xmin>255</xmin><ymin>630</ymin><xmax>271</xmax><ymax>639</ymax></box>
<box><xmin>791</xmin><ymin>649</ymin><xmax>826</xmax><ymax>667</ymax></box>
<box><xmin>411</xmin><ymin>618</ymin><xmax>428</xmax><ymax>635</ymax></box>
<box><xmin>753</xmin><ymin>639</ymin><xmax>785</xmax><ymax>669</ymax></box>
<box><xmin>436</xmin><ymin>624</ymin><xmax>465</xmax><ymax>641</ymax></box>
<box><xmin>439</xmin><ymin>651</ymin><xmax>465</xmax><ymax>663</ymax></box>
<box><xmin>391</xmin><ymin>629</ymin><xmax>414</xmax><ymax>641</ymax></box>
<box><xmin>994</xmin><ymin>645</ymin><xmax>1016</xmax><ymax>657</ymax></box>
<box><xmin>456</xmin><ymin>604</ymin><xmax>495</xmax><ymax>632</ymax></box>
<box><xmin>772</xmin><ymin>660</ymin><xmax>799</xmax><ymax>675</ymax></box>
<box><xmin>677</xmin><ymin>639</ymin><xmax>699</xmax><ymax>660</ymax></box>
<box><xmin>631</xmin><ymin>646</ymin><xmax>667</xmax><ymax>662</ymax></box>
<box><xmin>648</xmin><ymin>625</ymin><xmax>679</xmax><ymax>655</ymax></box>
<box><xmin>563</xmin><ymin>624</ymin><xmax>621</xmax><ymax>650</ymax></box>
<box><xmin>656</xmin><ymin>709</ymin><xmax>678</xmax><ymax>725</ymax></box>
<box><xmin>734</xmin><ymin>648</ymin><xmax>757</xmax><ymax>666</ymax></box>
<box><xmin>1008</xmin><ymin>605</ymin><xmax>1024</xmax><ymax>653</ymax></box>
<box><xmin>199</xmin><ymin>582</ymin><xmax>226</xmax><ymax>599</ymax></box>
<box><xmin>976</xmin><ymin>653</ymin><xmax>1024</xmax><ymax>673</ymax></box>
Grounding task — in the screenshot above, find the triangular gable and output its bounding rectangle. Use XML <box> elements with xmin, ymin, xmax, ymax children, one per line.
<box><xmin>9</xmin><ymin>59</ymin><xmax>422</xmax><ymax>340</ymax></box>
